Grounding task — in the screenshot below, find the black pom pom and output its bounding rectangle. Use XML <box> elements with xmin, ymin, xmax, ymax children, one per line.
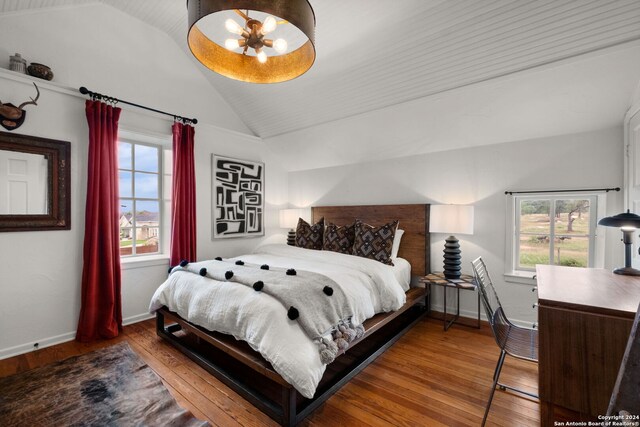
<box><xmin>323</xmin><ymin>286</ymin><xmax>334</xmax><ymax>296</ymax></box>
<box><xmin>199</xmin><ymin>268</ymin><xmax>207</xmax><ymax>276</ymax></box>
<box><xmin>288</xmin><ymin>306</ymin><xmax>299</xmax><ymax>320</ymax></box>
<box><xmin>286</xmin><ymin>268</ymin><xmax>297</xmax><ymax>276</ymax></box>
<box><xmin>225</xmin><ymin>270</ymin><xmax>234</xmax><ymax>280</ymax></box>
<box><xmin>260</xmin><ymin>264</ymin><xmax>269</xmax><ymax>270</ymax></box>
<box><xmin>253</xmin><ymin>281</ymin><xmax>264</xmax><ymax>291</ymax></box>
<box><xmin>214</xmin><ymin>257</ymin><xmax>223</xmax><ymax>261</ymax></box>
<box><xmin>179</xmin><ymin>260</ymin><xmax>189</xmax><ymax>267</ymax></box>
<box><xmin>235</xmin><ymin>260</ymin><xmax>245</xmax><ymax>265</ymax></box>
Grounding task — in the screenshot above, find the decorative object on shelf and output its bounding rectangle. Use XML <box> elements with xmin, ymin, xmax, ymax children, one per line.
<box><xmin>27</xmin><ymin>63</ymin><xmax>53</xmax><ymax>81</ymax></box>
<box><xmin>186</xmin><ymin>0</ymin><xmax>316</xmax><ymax>83</ymax></box>
<box><xmin>598</xmin><ymin>210</ymin><xmax>640</xmax><ymax>276</ymax></box>
<box><xmin>212</xmin><ymin>155</ymin><xmax>264</xmax><ymax>239</ymax></box>
<box><xmin>0</xmin><ymin>82</ymin><xmax>40</xmax><ymax>131</ymax></box>
<box><xmin>429</xmin><ymin>204</ymin><xmax>475</xmax><ymax>279</ymax></box>
<box><xmin>9</xmin><ymin>53</ymin><xmax>27</xmax><ymax>74</ymax></box>
<box><xmin>280</xmin><ymin>208</ymin><xmax>304</xmax><ymax>245</ymax></box>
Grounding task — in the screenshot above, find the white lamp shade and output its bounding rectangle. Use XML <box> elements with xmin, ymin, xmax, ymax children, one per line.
<box><xmin>279</xmin><ymin>208</ymin><xmax>304</xmax><ymax>229</ymax></box>
<box><xmin>429</xmin><ymin>205</ymin><xmax>474</xmax><ymax>235</ymax></box>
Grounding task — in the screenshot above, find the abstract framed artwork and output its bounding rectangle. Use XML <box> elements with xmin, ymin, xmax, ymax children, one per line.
<box><xmin>212</xmin><ymin>155</ymin><xmax>264</xmax><ymax>239</ymax></box>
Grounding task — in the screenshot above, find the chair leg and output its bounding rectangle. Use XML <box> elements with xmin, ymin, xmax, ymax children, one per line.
<box><xmin>483</xmin><ymin>350</ymin><xmax>506</xmax><ymax>427</ymax></box>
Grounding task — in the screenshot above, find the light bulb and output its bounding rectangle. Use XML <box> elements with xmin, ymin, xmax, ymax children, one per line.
<box><xmin>225</xmin><ymin>19</ymin><xmax>244</xmax><ymax>35</ymax></box>
<box><xmin>262</xmin><ymin>16</ymin><xmax>277</xmax><ymax>34</ymax></box>
<box><xmin>257</xmin><ymin>50</ymin><xmax>268</xmax><ymax>63</ymax></box>
<box><xmin>273</xmin><ymin>38</ymin><xmax>287</xmax><ymax>54</ymax></box>
<box><xmin>224</xmin><ymin>39</ymin><xmax>240</xmax><ymax>50</ymax></box>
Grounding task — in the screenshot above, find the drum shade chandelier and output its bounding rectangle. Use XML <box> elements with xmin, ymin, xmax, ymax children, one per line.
<box><xmin>187</xmin><ymin>0</ymin><xmax>316</xmax><ymax>84</ymax></box>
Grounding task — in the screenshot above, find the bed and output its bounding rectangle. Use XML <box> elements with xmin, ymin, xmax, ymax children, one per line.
<box><xmin>152</xmin><ymin>204</ymin><xmax>431</xmax><ymax>426</ymax></box>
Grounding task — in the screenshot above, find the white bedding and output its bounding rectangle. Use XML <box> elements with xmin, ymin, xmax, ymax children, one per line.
<box><xmin>149</xmin><ymin>244</ymin><xmax>408</xmax><ymax>398</ymax></box>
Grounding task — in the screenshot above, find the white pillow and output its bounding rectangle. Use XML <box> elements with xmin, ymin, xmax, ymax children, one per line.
<box><xmin>391</xmin><ymin>229</ymin><xmax>404</xmax><ymax>258</ymax></box>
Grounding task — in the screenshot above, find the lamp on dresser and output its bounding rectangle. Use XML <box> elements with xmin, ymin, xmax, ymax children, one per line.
<box><xmin>598</xmin><ymin>209</ymin><xmax>640</xmax><ymax>276</ymax></box>
<box><xmin>280</xmin><ymin>208</ymin><xmax>303</xmax><ymax>246</ymax></box>
<box><xmin>430</xmin><ymin>204</ymin><xmax>475</xmax><ymax>279</ymax></box>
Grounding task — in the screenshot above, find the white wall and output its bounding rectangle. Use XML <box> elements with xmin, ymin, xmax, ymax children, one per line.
<box><xmin>0</xmin><ymin>4</ymin><xmax>287</xmax><ymax>358</ymax></box>
<box><xmin>286</xmin><ymin>127</ymin><xmax>624</xmax><ymax>325</ymax></box>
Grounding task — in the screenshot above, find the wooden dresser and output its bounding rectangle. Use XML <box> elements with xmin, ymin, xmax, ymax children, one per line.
<box><xmin>536</xmin><ymin>265</ymin><xmax>640</xmax><ymax>425</ymax></box>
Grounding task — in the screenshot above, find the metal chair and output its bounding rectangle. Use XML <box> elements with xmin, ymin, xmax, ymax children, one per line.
<box><xmin>471</xmin><ymin>257</ymin><xmax>539</xmax><ymax>426</ymax></box>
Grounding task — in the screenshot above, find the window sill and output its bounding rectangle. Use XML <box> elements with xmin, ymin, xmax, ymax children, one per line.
<box><xmin>504</xmin><ymin>271</ymin><xmax>537</xmax><ymax>286</ymax></box>
<box><xmin>121</xmin><ymin>254</ymin><xmax>170</xmax><ymax>270</ymax></box>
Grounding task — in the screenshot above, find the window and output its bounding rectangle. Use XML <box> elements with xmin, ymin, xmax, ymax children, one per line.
<box><xmin>507</xmin><ymin>193</ymin><xmax>602</xmax><ymax>277</ymax></box>
<box><xmin>118</xmin><ymin>136</ymin><xmax>171</xmax><ymax>257</ymax></box>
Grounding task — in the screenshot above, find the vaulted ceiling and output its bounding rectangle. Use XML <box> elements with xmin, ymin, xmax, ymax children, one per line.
<box><xmin>2</xmin><ymin>0</ymin><xmax>640</xmax><ymax>138</ymax></box>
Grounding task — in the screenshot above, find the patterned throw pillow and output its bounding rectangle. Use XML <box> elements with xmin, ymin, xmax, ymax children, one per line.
<box><xmin>353</xmin><ymin>219</ymin><xmax>398</xmax><ymax>265</ymax></box>
<box><xmin>323</xmin><ymin>222</ymin><xmax>355</xmax><ymax>254</ymax></box>
<box><xmin>295</xmin><ymin>217</ymin><xmax>324</xmax><ymax>250</ymax></box>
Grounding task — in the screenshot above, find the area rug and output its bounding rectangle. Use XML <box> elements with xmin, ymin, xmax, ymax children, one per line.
<box><xmin>0</xmin><ymin>342</ymin><xmax>208</xmax><ymax>427</ymax></box>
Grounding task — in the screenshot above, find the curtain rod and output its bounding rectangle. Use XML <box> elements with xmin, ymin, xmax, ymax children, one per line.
<box><xmin>505</xmin><ymin>187</ymin><xmax>620</xmax><ymax>195</ymax></box>
<box><xmin>78</xmin><ymin>87</ymin><xmax>197</xmax><ymax>125</ymax></box>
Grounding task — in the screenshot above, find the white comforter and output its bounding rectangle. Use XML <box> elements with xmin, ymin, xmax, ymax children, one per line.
<box><xmin>149</xmin><ymin>244</ymin><xmax>408</xmax><ymax>398</ymax></box>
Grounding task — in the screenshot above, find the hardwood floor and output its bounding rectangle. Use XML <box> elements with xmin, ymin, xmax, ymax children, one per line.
<box><xmin>0</xmin><ymin>317</ymin><xmax>539</xmax><ymax>426</ymax></box>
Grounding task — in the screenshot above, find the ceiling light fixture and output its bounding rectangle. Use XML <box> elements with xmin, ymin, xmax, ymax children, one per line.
<box><xmin>187</xmin><ymin>0</ymin><xmax>316</xmax><ymax>84</ymax></box>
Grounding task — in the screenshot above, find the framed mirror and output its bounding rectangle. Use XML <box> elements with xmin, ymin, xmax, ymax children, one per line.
<box><xmin>0</xmin><ymin>131</ymin><xmax>70</xmax><ymax>231</ymax></box>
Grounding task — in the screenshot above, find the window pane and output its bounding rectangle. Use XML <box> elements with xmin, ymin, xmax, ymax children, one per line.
<box><xmin>119</xmin><ymin>199</ymin><xmax>133</xmax><ymax>227</ymax></box>
<box><xmin>555</xmin><ymin>235</ymin><xmax>589</xmax><ymax>267</ymax></box>
<box><xmin>554</xmin><ymin>199</ymin><xmax>590</xmax><ymax>235</ymax></box>
<box><xmin>519</xmin><ymin>235</ymin><xmax>550</xmax><ymax>269</ymax></box>
<box><xmin>520</xmin><ymin>200</ymin><xmax>550</xmax><ymax>234</ymax></box>
<box><xmin>135</xmin><ymin>201</ymin><xmax>159</xmax><ymax>227</ymax></box>
<box><xmin>136</xmin><ymin>227</ymin><xmax>159</xmax><ymax>254</ymax></box>
<box><xmin>135</xmin><ymin>144</ymin><xmax>159</xmax><ymax>173</ymax></box>
<box><xmin>118</xmin><ymin>142</ymin><xmax>132</xmax><ymax>170</ymax></box>
<box><xmin>120</xmin><ymin>227</ymin><xmax>133</xmax><ymax>256</ymax></box>
<box><xmin>119</xmin><ymin>171</ymin><xmax>132</xmax><ymax>198</ymax></box>
<box><xmin>134</xmin><ymin>172</ymin><xmax>158</xmax><ymax>198</ymax></box>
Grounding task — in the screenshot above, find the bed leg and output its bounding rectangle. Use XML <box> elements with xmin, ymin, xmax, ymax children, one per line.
<box><xmin>282</xmin><ymin>387</ymin><xmax>297</xmax><ymax>426</ymax></box>
<box><xmin>156</xmin><ymin>311</ymin><xmax>164</xmax><ymax>334</ymax></box>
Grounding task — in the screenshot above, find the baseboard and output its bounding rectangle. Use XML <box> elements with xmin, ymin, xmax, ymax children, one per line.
<box><xmin>123</xmin><ymin>312</ymin><xmax>154</xmax><ymax>326</ymax></box>
<box><xmin>0</xmin><ymin>330</ymin><xmax>76</xmax><ymax>360</ymax></box>
<box><xmin>0</xmin><ymin>312</ymin><xmax>155</xmax><ymax>360</ymax></box>
<box><xmin>429</xmin><ymin>303</ymin><xmax>536</xmax><ymax>329</ymax></box>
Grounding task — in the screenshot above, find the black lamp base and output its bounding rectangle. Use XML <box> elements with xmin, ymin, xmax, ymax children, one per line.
<box><xmin>443</xmin><ymin>235</ymin><xmax>461</xmax><ymax>279</ymax></box>
<box><xmin>287</xmin><ymin>230</ymin><xmax>296</xmax><ymax>246</ymax></box>
<box><xmin>613</xmin><ymin>267</ymin><xmax>640</xmax><ymax>276</ymax></box>
<box><xmin>614</xmin><ymin>230</ymin><xmax>640</xmax><ymax>276</ymax></box>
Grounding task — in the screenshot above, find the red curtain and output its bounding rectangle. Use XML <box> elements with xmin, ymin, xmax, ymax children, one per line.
<box><xmin>170</xmin><ymin>122</ymin><xmax>197</xmax><ymax>266</ymax></box>
<box><xmin>76</xmin><ymin>100</ymin><xmax>122</xmax><ymax>342</ymax></box>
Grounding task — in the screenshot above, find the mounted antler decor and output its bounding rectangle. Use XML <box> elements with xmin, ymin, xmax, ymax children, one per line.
<box><xmin>0</xmin><ymin>83</ymin><xmax>40</xmax><ymax>131</ymax></box>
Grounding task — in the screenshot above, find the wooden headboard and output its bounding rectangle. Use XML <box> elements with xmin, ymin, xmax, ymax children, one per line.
<box><xmin>311</xmin><ymin>204</ymin><xmax>430</xmax><ymax>277</ymax></box>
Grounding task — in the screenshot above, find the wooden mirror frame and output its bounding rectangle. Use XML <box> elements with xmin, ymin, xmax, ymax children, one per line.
<box><xmin>0</xmin><ymin>131</ymin><xmax>71</xmax><ymax>232</ymax></box>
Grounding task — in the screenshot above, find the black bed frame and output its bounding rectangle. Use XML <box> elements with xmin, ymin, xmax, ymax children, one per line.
<box><xmin>156</xmin><ymin>204</ymin><xmax>431</xmax><ymax>425</ymax></box>
<box><xmin>156</xmin><ymin>287</ymin><xmax>427</xmax><ymax>426</ymax></box>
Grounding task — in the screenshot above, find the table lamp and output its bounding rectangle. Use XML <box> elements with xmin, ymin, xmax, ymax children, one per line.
<box><xmin>598</xmin><ymin>209</ymin><xmax>640</xmax><ymax>276</ymax></box>
<box><xmin>430</xmin><ymin>205</ymin><xmax>475</xmax><ymax>279</ymax></box>
<box><xmin>279</xmin><ymin>208</ymin><xmax>303</xmax><ymax>246</ymax></box>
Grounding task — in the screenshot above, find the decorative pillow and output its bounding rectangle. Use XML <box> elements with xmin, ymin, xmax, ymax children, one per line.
<box><xmin>295</xmin><ymin>217</ymin><xmax>324</xmax><ymax>250</ymax></box>
<box><xmin>353</xmin><ymin>219</ymin><xmax>398</xmax><ymax>265</ymax></box>
<box><xmin>391</xmin><ymin>229</ymin><xmax>404</xmax><ymax>258</ymax></box>
<box><xmin>323</xmin><ymin>222</ymin><xmax>355</xmax><ymax>254</ymax></box>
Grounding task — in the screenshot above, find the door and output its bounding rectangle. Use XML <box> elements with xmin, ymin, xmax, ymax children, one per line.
<box><xmin>625</xmin><ymin>107</ymin><xmax>640</xmax><ymax>269</ymax></box>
